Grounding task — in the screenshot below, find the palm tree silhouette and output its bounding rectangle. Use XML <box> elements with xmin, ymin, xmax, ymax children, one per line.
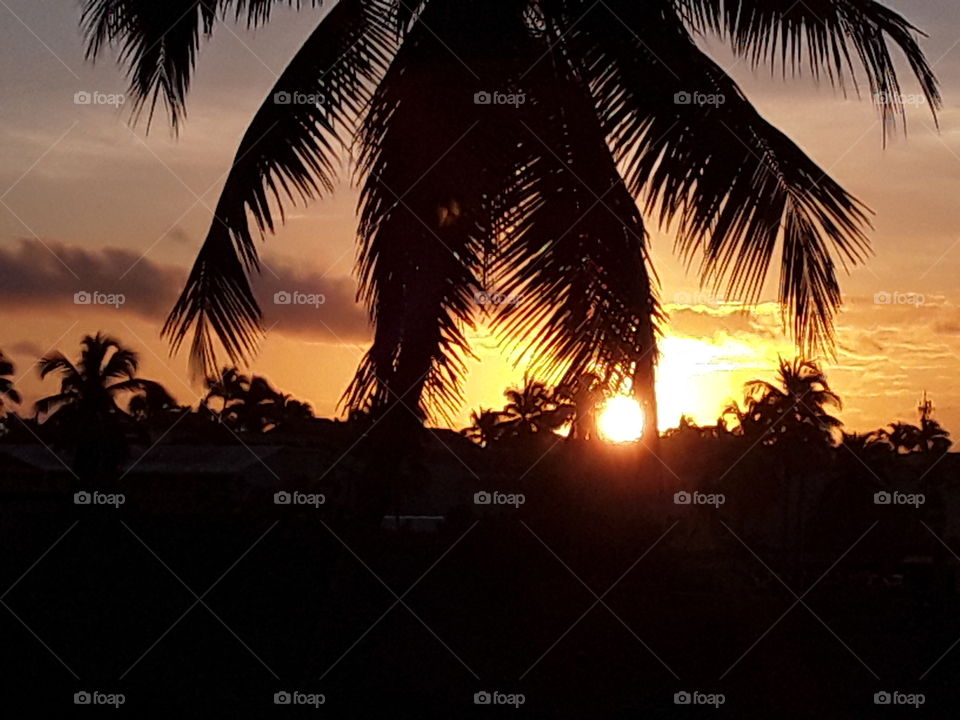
<box><xmin>872</xmin><ymin>393</ymin><xmax>952</xmax><ymax>455</ymax></box>
<box><xmin>82</xmin><ymin>1</ymin><xmax>939</xmax><ymax>435</ymax></box>
<box><xmin>726</xmin><ymin>358</ymin><xmax>843</xmax><ymax>447</ymax></box>
<box><xmin>36</xmin><ymin>333</ymin><xmax>175</xmax><ymax>483</ymax></box>
<box><xmin>0</xmin><ymin>351</ymin><xmax>21</xmax><ymax>414</ymax></box>
<box><xmin>727</xmin><ymin>357</ymin><xmax>842</xmax><ymax>564</ymax></box>
<box><xmin>501</xmin><ymin>378</ymin><xmax>556</xmax><ymax>437</ymax></box>
<box><xmin>463</xmin><ymin>407</ymin><xmax>507</xmax><ymax>447</ymax></box>
<box><xmin>202</xmin><ymin>366</ymin><xmax>312</xmax><ymax>432</ymax></box>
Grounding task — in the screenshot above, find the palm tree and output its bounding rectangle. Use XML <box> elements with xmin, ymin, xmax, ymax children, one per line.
<box><xmin>871</xmin><ymin>394</ymin><xmax>952</xmax><ymax>455</ymax></box>
<box><xmin>82</xmin><ymin>1</ymin><xmax>939</xmax><ymax>438</ymax></box>
<box><xmin>728</xmin><ymin>357</ymin><xmax>842</xmax><ymax>564</ymax></box>
<box><xmin>0</xmin><ymin>351</ymin><xmax>21</xmax><ymax>414</ymax></box>
<box><xmin>501</xmin><ymin>378</ymin><xmax>555</xmax><ymax>437</ymax></box>
<box><xmin>203</xmin><ymin>366</ymin><xmax>313</xmax><ymax>432</ymax></box>
<box><xmin>36</xmin><ymin>333</ymin><xmax>175</xmax><ymax>483</ymax></box>
<box><xmin>727</xmin><ymin>358</ymin><xmax>843</xmax><ymax>447</ymax></box>
<box><xmin>462</xmin><ymin>407</ymin><xmax>507</xmax><ymax>446</ymax></box>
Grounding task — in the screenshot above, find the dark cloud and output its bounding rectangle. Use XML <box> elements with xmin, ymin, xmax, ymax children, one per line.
<box><xmin>254</xmin><ymin>261</ymin><xmax>370</xmax><ymax>343</ymax></box>
<box><xmin>5</xmin><ymin>340</ymin><xmax>44</xmax><ymax>358</ymax></box>
<box><xmin>0</xmin><ymin>238</ymin><xmax>369</xmax><ymax>342</ymax></box>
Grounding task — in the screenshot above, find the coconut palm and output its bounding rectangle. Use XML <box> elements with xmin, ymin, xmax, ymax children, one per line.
<box><xmin>727</xmin><ymin>358</ymin><xmax>843</xmax><ymax>447</ymax></box>
<box><xmin>462</xmin><ymin>407</ymin><xmax>507</xmax><ymax>446</ymax></box>
<box><xmin>203</xmin><ymin>366</ymin><xmax>313</xmax><ymax>432</ymax></box>
<box><xmin>501</xmin><ymin>378</ymin><xmax>555</xmax><ymax>437</ymax></box>
<box><xmin>0</xmin><ymin>351</ymin><xmax>21</xmax><ymax>414</ymax></box>
<box><xmin>36</xmin><ymin>333</ymin><xmax>175</xmax><ymax>482</ymax></box>
<box><xmin>82</xmin><ymin>0</ymin><xmax>939</xmax><ymax>436</ymax></box>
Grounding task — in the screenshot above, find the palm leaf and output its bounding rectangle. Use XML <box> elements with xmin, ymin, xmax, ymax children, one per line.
<box><xmin>161</xmin><ymin>0</ymin><xmax>398</xmax><ymax>377</ymax></box>
<box><xmin>555</xmin><ymin>0</ymin><xmax>888</xmax><ymax>353</ymax></box>
<box><xmin>676</xmin><ymin>0</ymin><xmax>941</xmax><ymax>134</ymax></box>
<box><xmin>344</xmin><ymin>0</ymin><xmax>533</xmax><ymax>420</ymax></box>
<box><xmin>490</xmin><ymin>35</ymin><xmax>661</xmax><ymax>398</ymax></box>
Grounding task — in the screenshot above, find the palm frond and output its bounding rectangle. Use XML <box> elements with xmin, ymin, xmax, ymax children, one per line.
<box><xmin>82</xmin><ymin>0</ymin><xmax>220</xmax><ymax>130</ymax></box>
<box><xmin>557</xmin><ymin>0</ymin><xmax>880</xmax><ymax>354</ymax></box>
<box><xmin>490</xmin><ymin>34</ymin><xmax>661</xmax><ymax>398</ymax></box>
<box><xmin>344</xmin><ymin>0</ymin><xmax>532</xmax><ymax>421</ymax></box>
<box><xmin>675</xmin><ymin>0</ymin><xmax>941</xmax><ymax>134</ymax></box>
<box><xmin>37</xmin><ymin>352</ymin><xmax>80</xmax><ymax>383</ymax></box>
<box><xmin>162</xmin><ymin>0</ymin><xmax>398</xmax><ymax>378</ymax></box>
<box><xmin>102</xmin><ymin>348</ymin><xmax>140</xmax><ymax>380</ymax></box>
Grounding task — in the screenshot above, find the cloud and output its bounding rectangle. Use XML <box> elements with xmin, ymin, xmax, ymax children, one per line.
<box><xmin>0</xmin><ymin>238</ymin><xmax>369</xmax><ymax>343</ymax></box>
<box><xmin>5</xmin><ymin>340</ymin><xmax>45</xmax><ymax>358</ymax></box>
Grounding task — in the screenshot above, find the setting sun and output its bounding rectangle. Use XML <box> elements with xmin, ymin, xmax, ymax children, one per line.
<box><xmin>598</xmin><ymin>396</ymin><xmax>645</xmax><ymax>443</ymax></box>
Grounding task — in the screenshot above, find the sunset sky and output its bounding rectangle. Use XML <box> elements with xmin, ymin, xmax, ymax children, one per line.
<box><xmin>2</xmin><ymin>0</ymin><xmax>960</xmax><ymax>433</ymax></box>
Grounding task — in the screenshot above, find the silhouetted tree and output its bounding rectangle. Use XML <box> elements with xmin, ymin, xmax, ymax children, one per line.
<box><xmin>203</xmin><ymin>366</ymin><xmax>313</xmax><ymax>433</ymax></box>
<box><xmin>462</xmin><ymin>408</ymin><xmax>507</xmax><ymax>447</ymax></box>
<box><xmin>726</xmin><ymin>358</ymin><xmax>843</xmax><ymax>447</ymax></box>
<box><xmin>36</xmin><ymin>333</ymin><xmax>175</xmax><ymax>484</ymax></box>
<box><xmin>871</xmin><ymin>394</ymin><xmax>952</xmax><ymax>455</ymax></box>
<box><xmin>84</xmin><ymin>0</ymin><xmax>940</xmax><ymax>445</ymax></box>
<box><xmin>0</xmin><ymin>351</ymin><xmax>21</xmax><ymax>437</ymax></box>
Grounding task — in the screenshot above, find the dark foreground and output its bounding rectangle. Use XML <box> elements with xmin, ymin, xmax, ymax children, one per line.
<box><xmin>1</xmin><ymin>437</ymin><xmax>959</xmax><ymax>718</ymax></box>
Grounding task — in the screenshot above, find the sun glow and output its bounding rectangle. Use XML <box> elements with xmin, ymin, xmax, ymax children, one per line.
<box><xmin>598</xmin><ymin>396</ymin><xmax>645</xmax><ymax>443</ymax></box>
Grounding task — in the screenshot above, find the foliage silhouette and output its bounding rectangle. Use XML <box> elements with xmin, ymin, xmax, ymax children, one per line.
<box><xmin>82</xmin><ymin>0</ymin><xmax>940</xmax><ymax>438</ymax></box>
<box><xmin>35</xmin><ymin>333</ymin><xmax>175</xmax><ymax>483</ymax></box>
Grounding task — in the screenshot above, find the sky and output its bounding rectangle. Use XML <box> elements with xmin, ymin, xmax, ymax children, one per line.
<box><xmin>1</xmin><ymin>0</ymin><xmax>960</xmax><ymax>433</ymax></box>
